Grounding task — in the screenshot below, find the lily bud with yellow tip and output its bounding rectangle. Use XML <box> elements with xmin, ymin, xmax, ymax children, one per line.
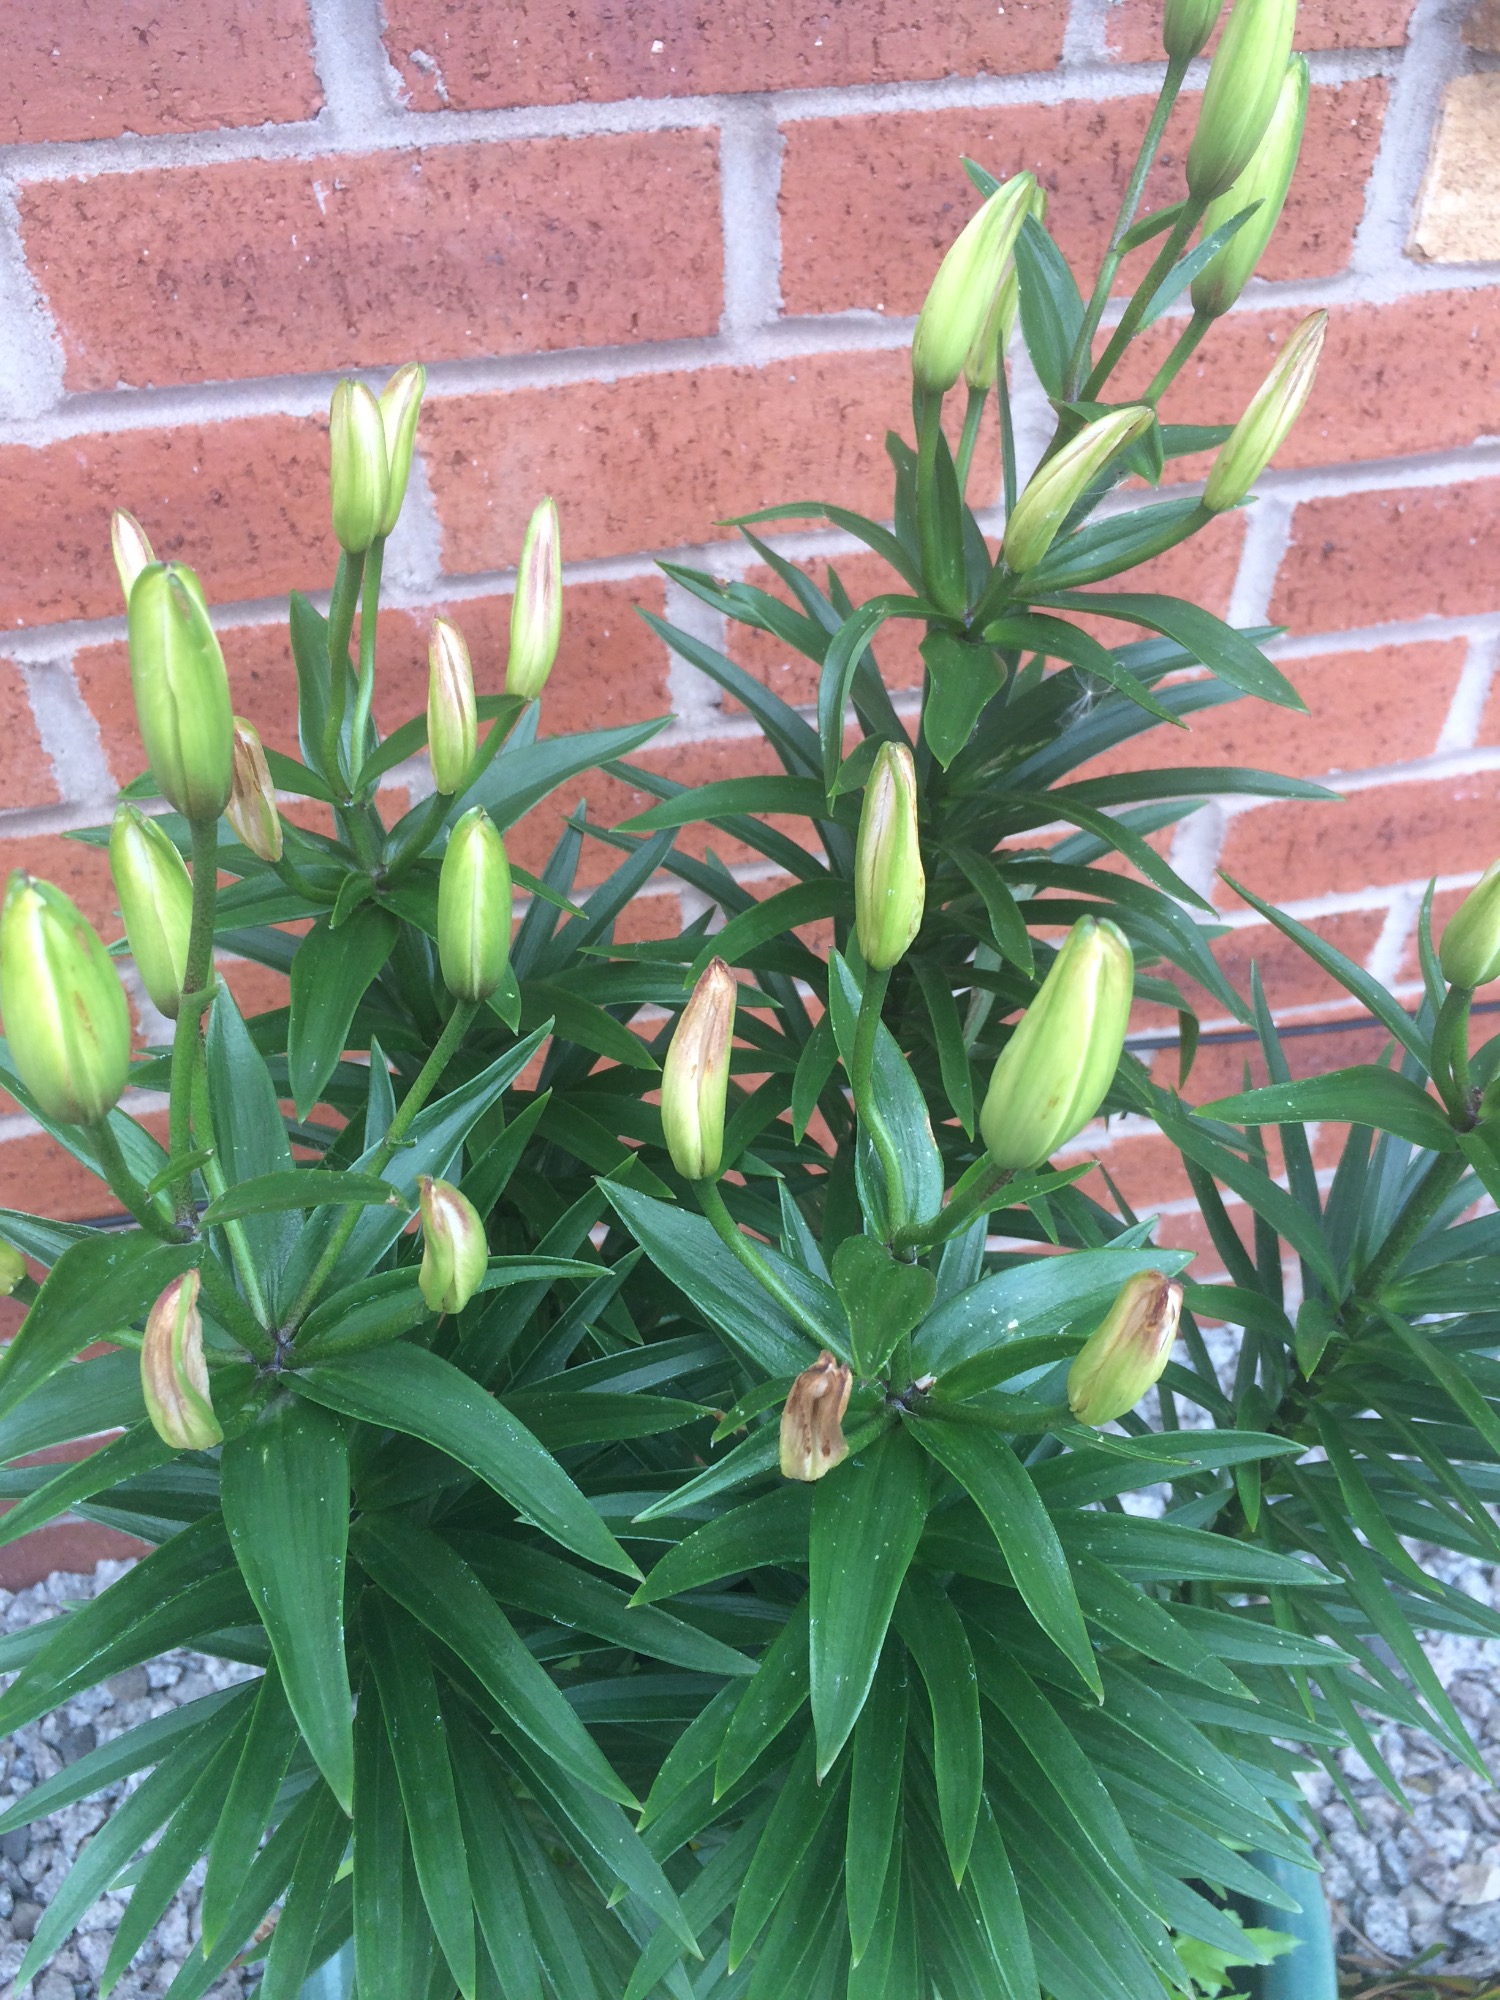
<box><xmin>142</xmin><ymin>1271</ymin><xmax>223</xmax><ymax>1451</ymax></box>
<box><xmin>779</xmin><ymin>1350</ymin><xmax>854</xmax><ymax>1481</ymax></box>
<box><xmin>437</xmin><ymin>807</ymin><xmax>512</xmax><ymax>1003</ymax></box>
<box><xmin>912</xmin><ymin>174</ymin><xmax>1038</xmax><ymax>396</ymax></box>
<box><xmin>1191</xmin><ymin>58</ymin><xmax>1308</xmax><ymax>322</ymax></box>
<box><xmin>1441</xmin><ymin>860</ymin><xmax>1500</xmax><ymax>989</ymax></box>
<box><xmin>1185</xmin><ymin>0</ymin><xmax>1298</xmax><ymax>202</ymax></box>
<box><xmin>329</xmin><ymin>379</ymin><xmax>390</xmax><ymax>556</ymax></box>
<box><xmin>111</xmin><ymin>510</ymin><xmax>155</xmax><ymax>606</ymax></box>
<box><xmin>855</xmin><ymin>742</ymin><xmax>925</xmax><ymax>971</ymax></box>
<box><xmin>226</xmin><ymin>718</ymin><xmax>283</xmax><ymax>863</ymax></box>
<box><xmin>980</xmin><ymin>915</ymin><xmax>1133</xmax><ymax>1169</ymax></box>
<box><xmin>1002</xmin><ymin>406</ymin><xmax>1154</xmax><ymax>575</ymax></box>
<box><xmin>1203</xmin><ymin>311</ymin><xmax>1326</xmax><ymax>513</ymax></box>
<box><xmin>507</xmin><ymin>498</ymin><xmax>562</xmax><ymax>700</ymax></box>
<box><xmin>0</xmin><ymin>873</ymin><xmax>132</xmax><ymax>1127</ymax></box>
<box><xmin>427</xmin><ymin>617</ymin><xmax>478</xmax><ymax>796</ymax></box>
<box><xmin>127</xmin><ymin>563</ymin><xmax>236</xmax><ymax>821</ymax></box>
<box><xmin>377</xmin><ymin>362</ymin><xmax>426</xmax><ymax>537</ymax></box>
<box><xmin>661</xmin><ymin>958</ymin><xmax>736</xmax><ymax>1181</ymax></box>
<box><xmin>1067</xmin><ymin>1270</ymin><xmax>1182</xmax><ymax>1426</ymax></box>
<box><xmin>109</xmin><ymin>805</ymin><xmax>192</xmax><ymax>1020</ymax></box>
<box><xmin>417</xmin><ymin>1175</ymin><xmax>488</xmax><ymax>1316</ymax></box>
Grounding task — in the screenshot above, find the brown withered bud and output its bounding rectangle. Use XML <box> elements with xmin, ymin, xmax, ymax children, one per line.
<box><xmin>779</xmin><ymin>1350</ymin><xmax>853</xmax><ymax>1482</ymax></box>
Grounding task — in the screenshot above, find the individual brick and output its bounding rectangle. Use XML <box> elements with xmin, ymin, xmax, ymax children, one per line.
<box><xmin>0</xmin><ymin>662</ymin><xmax>60</xmax><ymax>811</ymax></box>
<box><xmin>0</xmin><ymin>1520</ymin><xmax>150</xmax><ymax>1592</ymax></box>
<box><xmin>0</xmin><ymin>0</ymin><xmax>320</xmax><ymax>144</ymax></box>
<box><xmin>1409</xmin><ymin>77</ymin><xmax>1500</xmax><ymax>264</ymax></box>
<box><xmin>777</xmin><ymin>81</ymin><xmax>1387</xmax><ymax>317</ymax></box>
<box><xmin>21</xmin><ymin>135</ymin><xmax>723</xmax><ymax>392</ymax></box>
<box><xmin>425</xmin><ymin>349</ymin><xmax>918</xmax><ymax>571</ymax></box>
<box><xmin>0</xmin><ymin>827</ymin><xmax>117</xmax><ymax>933</ymax></box>
<box><xmin>0</xmin><ymin>417</ymin><xmax>335</xmax><ymax>630</ymax></box>
<box><xmin>1105</xmin><ymin>0</ymin><xmax>1416</xmax><ymax>62</ymax></box>
<box><xmin>1270</xmin><ymin>482</ymin><xmax>1500</xmax><ymax>634</ymax></box>
<box><xmin>383</xmin><ymin>0</ymin><xmax>1068</xmax><ymax>109</ymax></box>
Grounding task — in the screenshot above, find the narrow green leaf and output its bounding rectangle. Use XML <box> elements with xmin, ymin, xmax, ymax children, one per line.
<box><xmin>353</xmin><ymin>1682</ymin><xmax>441</xmax><ymax>2000</ymax></box>
<box><xmin>288</xmin><ymin>906</ymin><xmax>399</xmax><ymax>1121</ymax></box>
<box><xmin>895</xmin><ymin>1571</ymin><xmax>983</xmax><ymax>1881</ymax></box>
<box><xmin>202</xmin><ymin>1169</ymin><xmax>411</xmax><ymax>1224</ymax></box>
<box><xmin>201</xmin><ymin>1664</ymin><xmax>297</xmax><ymax>1947</ymax></box>
<box><xmin>728</xmin><ymin>1732</ymin><xmax>846</xmax><ymax>1969</ymax></box>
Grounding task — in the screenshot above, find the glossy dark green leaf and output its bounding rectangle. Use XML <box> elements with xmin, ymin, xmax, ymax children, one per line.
<box><xmin>205</xmin><ymin>986</ymin><xmax>299</xmax><ymax>1310</ymax></box>
<box><xmin>258</xmin><ymin>1783</ymin><xmax>351</xmax><ymax>2000</ymax></box>
<box><xmin>728</xmin><ymin>1732</ymin><xmax>846</xmax><ymax>1969</ymax></box>
<box><xmin>922</xmin><ymin>631</ymin><xmax>1003</xmax><ymax>767</ymax></box>
<box><xmin>353</xmin><ymin>1682</ymin><xmax>441</xmax><ymax>2000</ymax></box>
<box><xmin>1038</xmin><ymin>591</ymin><xmax>1301</xmax><ymax>711</ymax></box>
<box><xmin>288</xmin><ymin>905</ymin><xmax>399</xmax><ymax>1120</ymax></box>
<box><xmin>1202</xmin><ymin>1066</ymin><xmax>1456</xmax><ymax>1152</ymax></box>
<box><xmin>1013</xmin><ymin>212</ymin><xmax>1085</xmax><ymax>398</ymax></box>
<box><xmin>0</xmin><ymin>1420</ymin><xmax>171</xmax><ymax>1553</ymax></box>
<box><xmin>895</xmin><ymin>1570</ymin><xmax>983</xmax><ymax>1880</ymax></box>
<box><xmin>202</xmin><ymin>1169</ymin><xmax>411</xmax><ymax>1224</ymax></box>
<box><xmin>633</xmin><ymin>1484</ymin><xmax>812</xmax><ymax>1604</ymax></box>
<box><xmin>200</xmin><ymin>1663</ymin><xmax>297</xmax><ymax>1948</ymax></box>
<box><xmin>716</xmin><ymin>1599</ymin><xmax>809</xmax><ymax>1796</ymax></box>
<box><xmin>832</xmin><ymin>1234</ymin><xmax>936</xmax><ymax>1377</ymax></box>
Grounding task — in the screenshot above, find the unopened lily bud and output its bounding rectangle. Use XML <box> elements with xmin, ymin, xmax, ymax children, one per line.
<box><xmin>1186</xmin><ymin>0</ymin><xmax>1298</xmax><ymax>202</ymax></box>
<box><xmin>377</xmin><ymin>362</ymin><xmax>425</xmax><ymax>537</ymax></box>
<box><xmin>980</xmin><ymin>915</ymin><xmax>1133</xmax><ymax>1168</ymax></box>
<box><xmin>111</xmin><ymin>510</ymin><xmax>155</xmax><ymax>606</ymax></box>
<box><xmin>109</xmin><ymin>805</ymin><xmax>192</xmax><ymax>1020</ymax></box>
<box><xmin>1068</xmin><ymin>1271</ymin><xmax>1182</xmax><ymax>1426</ymax></box>
<box><xmin>779</xmin><ymin>1351</ymin><xmax>854</xmax><ymax>1482</ymax></box>
<box><xmin>0</xmin><ymin>1243</ymin><xmax>26</xmax><ymax>1294</ymax></box>
<box><xmin>437</xmin><ymin>806</ymin><xmax>512</xmax><ymax>1003</ymax></box>
<box><xmin>1441</xmin><ymin>860</ymin><xmax>1500</xmax><ymax>988</ymax></box>
<box><xmin>912</xmin><ymin>173</ymin><xmax>1038</xmax><ymax>396</ymax></box>
<box><xmin>661</xmin><ymin>958</ymin><xmax>736</xmax><ymax>1181</ymax></box>
<box><xmin>127</xmin><ymin>564</ymin><xmax>235</xmax><ymax>821</ymax></box>
<box><xmin>507</xmin><ymin>498</ymin><xmax>562</xmax><ymax>700</ymax></box>
<box><xmin>142</xmin><ymin>1272</ymin><xmax>222</xmax><ymax>1451</ymax></box>
<box><xmin>855</xmin><ymin>743</ymin><xmax>925</xmax><ymax>970</ymax></box>
<box><xmin>226</xmin><ymin>717</ymin><xmax>283</xmax><ymax>863</ymax></box>
<box><xmin>1002</xmin><ymin>406</ymin><xmax>1154</xmax><ymax>574</ymax></box>
<box><xmin>1203</xmin><ymin>311</ymin><xmax>1326</xmax><ymax>513</ymax></box>
<box><xmin>329</xmin><ymin>379</ymin><xmax>390</xmax><ymax>556</ymax></box>
<box><xmin>0</xmin><ymin>873</ymin><xmax>131</xmax><ymax>1127</ymax></box>
<box><xmin>1192</xmin><ymin>58</ymin><xmax>1308</xmax><ymax>322</ymax></box>
<box><xmin>963</xmin><ymin>265</ymin><xmax>1019</xmax><ymax>394</ymax></box>
<box><xmin>1164</xmin><ymin>0</ymin><xmax>1224</xmax><ymax>59</ymax></box>
<box><xmin>417</xmin><ymin>1175</ymin><xmax>488</xmax><ymax>1315</ymax></box>
<box><xmin>427</xmin><ymin>617</ymin><xmax>477</xmax><ymax>796</ymax></box>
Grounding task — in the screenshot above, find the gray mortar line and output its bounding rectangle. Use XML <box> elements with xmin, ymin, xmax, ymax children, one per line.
<box><xmin>717</xmin><ymin>96</ymin><xmax>785</xmax><ymax>337</ymax></box>
<box><xmin>1436</xmin><ymin>631</ymin><xmax>1500</xmax><ymax>753</ymax></box>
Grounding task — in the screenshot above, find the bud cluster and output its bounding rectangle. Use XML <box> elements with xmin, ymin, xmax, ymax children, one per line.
<box><xmin>328</xmin><ymin>364</ymin><xmax>426</xmax><ymax>555</ymax></box>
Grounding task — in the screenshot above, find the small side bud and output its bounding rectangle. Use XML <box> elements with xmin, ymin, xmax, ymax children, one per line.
<box><xmin>142</xmin><ymin>1271</ymin><xmax>223</xmax><ymax>1451</ymax></box>
<box><xmin>0</xmin><ymin>872</ymin><xmax>132</xmax><ymax>1127</ymax></box>
<box><xmin>1191</xmin><ymin>58</ymin><xmax>1309</xmax><ymax>322</ymax></box>
<box><xmin>329</xmin><ymin>379</ymin><xmax>390</xmax><ymax>556</ymax></box>
<box><xmin>437</xmin><ymin>806</ymin><xmax>512</xmax><ymax>1003</ymax></box>
<box><xmin>1002</xmin><ymin>406</ymin><xmax>1154</xmax><ymax>575</ymax></box>
<box><xmin>507</xmin><ymin>498</ymin><xmax>562</xmax><ymax>700</ymax></box>
<box><xmin>427</xmin><ymin>617</ymin><xmax>478</xmax><ymax>796</ymax></box>
<box><xmin>1067</xmin><ymin>1271</ymin><xmax>1183</xmax><ymax>1426</ymax></box>
<box><xmin>779</xmin><ymin>1351</ymin><xmax>854</xmax><ymax>1482</ymax></box>
<box><xmin>1202</xmin><ymin>311</ymin><xmax>1326</xmax><ymax>513</ymax></box>
<box><xmin>1185</xmin><ymin>0</ymin><xmax>1298</xmax><ymax>202</ymax></box>
<box><xmin>912</xmin><ymin>174</ymin><xmax>1038</xmax><ymax>396</ymax></box>
<box><xmin>1441</xmin><ymin>860</ymin><xmax>1500</xmax><ymax>989</ymax></box>
<box><xmin>417</xmin><ymin>1175</ymin><xmax>489</xmax><ymax>1315</ymax></box>
<box><xmin>855</xmin><ymin>742</ymin><xmax>925</xmax><ymax>970</ymax></box>
<box><xmin>109</xmin><ymin>805</ymin><xmax>193</xmax><ymax>1020</ymax></box>
<box><xmin>0</xmin><ymin>1243</ymin><xmax>27</xmax><ymax>1294</ymax></box>
<box><xmin>980</xmin><ymin>915</ymin><xmax>1134</xmax><ymax>1169</ymax></box>
<box><xmin>661</xmin><ymin>958</ymin><xmax>736</xmax><ymax>1181</ymax></box>
<box><xmin>377</xmin><ymin>362</ymin><xmax>426</xmax><ymax>536</ymax></box>
<box><xmin>226</xmin><ymin>717</ymin><xmax>284</xmax><ymax>863</ymax></box>
<box><xmin>111</xmin><ymin>510</ymin><xmax>155</xmax><ymax>606</ymax></box>
<box><xmin>1164</xmin><ymin>0</ymin><xmax>1224</xmax><ymax>58</ymax></box>
<box><xmin>127</xmin><ymin>563</ymin><xmax>236</xmax><ymax>820</ymax></box>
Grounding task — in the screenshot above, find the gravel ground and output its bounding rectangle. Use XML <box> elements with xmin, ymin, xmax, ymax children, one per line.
<box><xmin>2</xmin><ymin>1557</ymin><xmax>1498</xmax><ymax>1996</ymax></box>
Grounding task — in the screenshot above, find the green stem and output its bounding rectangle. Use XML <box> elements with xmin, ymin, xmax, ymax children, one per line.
<box><xmin>955</xmin><ymin>384</ymin><xmax>986</xmax><ymax>498</ymax></box>
<box><xmin>1067</xmin><ymin>55</ymin><xmax>1190</xmax><ymax>398</ymax></box>
<box><xmin>383</xmin><ymin>702</ymin><xmax>526</xmax><ymax>880</ymax></box>
<box><xmin>694</xmin><ymin>1178</ymin><xmax>833</xmax><ymax>1350</ymax></box>
<box><xmin>996</xmin><ymin>361</ymin><xmax>1019</xmax><ymax>521</ymax></box>
<box><xmin>851</xmin><ymin>966</ymin><xmax>910</xmax><ymax>1242</ymax></box>
<box><xmin>1352</xmin><ymin>1151</ymin><xmax>1470</xmax><ymax>1308</ymax></box>
<box><xmin>893</xmin><ymin>1158</ymin><xmax>1013</xmax><ymax>1256</ymax></box>
<box><xmin>169</xmin><ymin>819</ymin><xmax>220</xmax><ymax>1228</ymax></box>
<box><xmin>348</xmin><ymin>537</ymin><xmax>385</xmax><ymax>795</ymax></box>
<box><xmin>1143</xmin><ymin>310</ymin><xmax>1213</xmax><ymax>405</ymax></box>
<box><xmin>914</xmin><ymin>388</ymin><xmax>966</xmax><ymax>619</ymax></box>
<box><xmin>1083</xmin><ymin>196</ymin><xmax>1207</xmax><ymax>403</ymax></box>
<box><xmin>321</xmin><ymin>549</ymin><xmax>366</xmax><ymax>786</ymax></box>
<box><xmin>92</xmin><ymin>1119</ymin><xmax>176</xmax><ymax>1239</ymax></box>
<box><xmin>283</xmin><ymin>998</ymin><xmax>478</xmax><ymax>1337</ymax></box>
<box><xmin>1432</xmin><ymin>985</ymin><xmax>1476</xmax><ymax>1123</ymax></box>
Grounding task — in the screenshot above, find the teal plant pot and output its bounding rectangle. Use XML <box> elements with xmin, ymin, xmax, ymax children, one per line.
<box><xmin>1240</xmin><ymin>1849</ymin><xmax>1339</xmax><ymax>1999</ymax></box>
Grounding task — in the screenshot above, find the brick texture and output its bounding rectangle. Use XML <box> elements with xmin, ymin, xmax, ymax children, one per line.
<box><xmin>1271</xmin><ymin>482</ymin><xmax>1500</xmax><ymax>633</ymax></box>
<box><xmin>1105</xmin><ymin>0</ymin><xmax>1417</xmax><ymax>61</ymax></box>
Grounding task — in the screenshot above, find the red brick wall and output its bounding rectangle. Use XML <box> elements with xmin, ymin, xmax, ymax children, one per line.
<box><xmin>0</xmin><ymin>2</ymin><xmax>1496</xmax><ymax>1574</ymax></box>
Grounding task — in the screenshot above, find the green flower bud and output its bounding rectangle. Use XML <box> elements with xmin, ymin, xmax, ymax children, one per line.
<box><xmin>111</xmin><ymin>509</ymin><xmax>155</xmax><ymax>606</ymax></box>
<box><xmin>963</xmin><ymin>264</ymin><xmax>1019</xmax><ymax>394</ymax></box>
<box><xmin>980</xmin><ymin>915</ymin><xmax>1133</xmax><ymax>1168</ymax></box>
<box><xmin>1067</xmin><ymin>1270</ymin><xmax>1182</xmax><ymax>1426</ymax></box>
<box><xmin>417</xmin><ymin>1175</ymin><xmax>488</xmax><ymax>1316</ymax></box>
<box><xmin>141</xmin><ymin>1271</ymin><xmax>223</xmax><ymax>1451</ymax></box>
<box><xmin>437</xmin><ymin>807</ymin><xmax>512</xmax><ymax>1002</ymax></box>
<box><xmin>377</xmin><ymin>361</ymin><xmax>425</xmax><ymax>537</ymax></box>
<box><xmin>661</xmin><ymin>957</ymin><xmax>736</xmax><ymax>1182</ymax></box>
<box><xmin>109</xmin><ymin>805</ymin><xmax>192</xmax><ymax>1020</ymax></box>
<box><xmin>1440</xmin><ymin>860</ymin><xmax>1500</xmax><ymax>988</ymax></box>
<box><xmin>0</xmin><ymin>1242</ymin><xmax>27</xmax><ymax>1294</ymax></box>
<box><xmin>329</xmin><ymin>379</ymin><xmax>390</xmax><ymax>556</ymax></box>
<box><xmin>126</xmin><ymin>562</ymin><xmax>235</xmax><ymax>820</ymax></box>
<box><xmin>1186</xmin><ymin>0</ymin><xmax>1298</xmax><ymax>202</ymax></box>
<box><xmin>1192</xmin><ymin>58</ymin><xmax>1308</xmax><ymax>321</ymax></box>
<box><xmin>1002</xmin><ymin>406</ymin><xmax>1154</xmax><ymax>574</ymax></box>
<box><xmin>427</xmin><ymin>617</ymin><xmax>478</xmax><ymax>796</ymax></box>
<box><xmin>779</xmin><ymin>1349</ymin><xmax>853</xmax><ymax>1482</ymax></box>
<box><xmin>226</xmin><ymin>717</ymin><xmax>283</xmax><ymax>863</ymax></box>
<box><xmin>1202</xmin><ymin>310</ymin><xmax>1326</xmax><ymax>512</ymax></box>
<box><xmin>912</xmin><ymin>173</ymin><xmax>1038</xmax><ymax>396</ymax></box>
<box><xmin>0</xmin><ymin>872</ymin><xmax>132</xmax><ymax>1127</ymax></box>
<box><xmin>855</xmin><ymin>742</ymin><xmax>925</xmax><ymax>970</ymax></box>
<box><xmin>1164</xmin><ymin>0</ymin><xmax>1224</xmax><ymax>59</ymax></box>
<box><xmin>507</xmin><ymin>498</ymin><xmax>562</xmax><ymax>700</ymax></box>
